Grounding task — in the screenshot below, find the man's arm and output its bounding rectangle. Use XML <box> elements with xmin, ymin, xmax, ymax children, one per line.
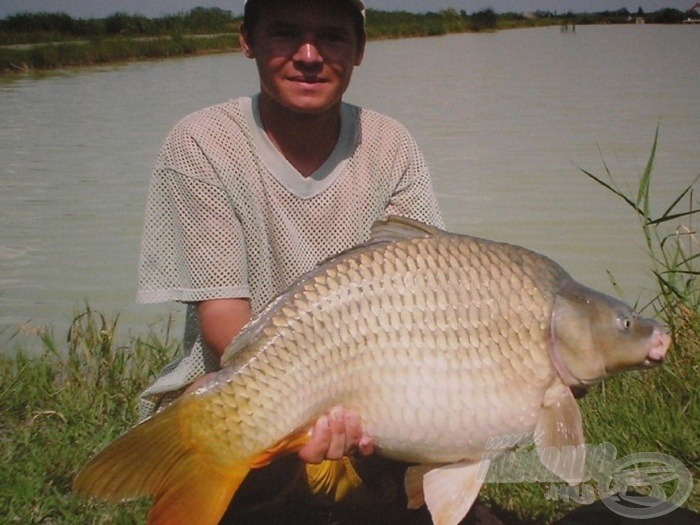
<box><xmin>195</xmin><ymin>298</ymin><xmax>373</xmax><ymax>462</ymax></box>
<box><xmin>197</xmin><ymin>298</ymin><xmax>252</xmax><ymax>358</ymax></box>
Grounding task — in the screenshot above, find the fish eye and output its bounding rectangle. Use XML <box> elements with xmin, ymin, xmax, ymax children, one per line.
<box><xmin>616</xmin><ymin>315</ymin><xmax>632</xmax><ymax>332</ymax></box>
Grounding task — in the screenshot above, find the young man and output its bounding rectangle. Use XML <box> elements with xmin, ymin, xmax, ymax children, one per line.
<box><xmin>137</xmin><ymin>0</ymin><xmax>443</xmax><ymax>521</ymax></box>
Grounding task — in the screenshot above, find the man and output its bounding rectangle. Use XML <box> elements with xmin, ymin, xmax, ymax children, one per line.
<box><xmin>137</xmin><ymin>0</ymin><xmax>443</xmax><ymax>522</ymax></box>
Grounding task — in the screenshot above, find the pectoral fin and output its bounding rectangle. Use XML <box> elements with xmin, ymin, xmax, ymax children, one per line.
<box><xmin>535</xmin><ymin>381</ymin><xmax>586</xmax><ymax>484</ymax></box>
<box><xmin>413</xmin><ymin>460</ymin><xmax>490</xmax><ymax>525</ymax></box>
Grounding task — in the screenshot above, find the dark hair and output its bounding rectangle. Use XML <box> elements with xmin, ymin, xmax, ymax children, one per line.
<box><xmin>243</xmin><ymin>0</ymin><xmax>365</xmax><ymax>45</ymax></box>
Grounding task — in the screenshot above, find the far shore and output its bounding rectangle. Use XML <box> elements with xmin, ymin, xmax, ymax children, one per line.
<box><xmin>3</xmin><ymin>4</ymin><xmax>693</xmax><ymax>78</ymax></box>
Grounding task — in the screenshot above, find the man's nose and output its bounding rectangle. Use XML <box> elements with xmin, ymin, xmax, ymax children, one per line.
<box><xmin>295</xmin><ymin>41</ymin><xmax>323</xmax><ymax>64</ymax></box>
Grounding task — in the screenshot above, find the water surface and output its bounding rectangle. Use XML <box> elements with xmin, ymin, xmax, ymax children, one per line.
<box><xmin>1</xmin><ymin>25</ymin><xmax>698</xmax><ymax>353</ymax></box>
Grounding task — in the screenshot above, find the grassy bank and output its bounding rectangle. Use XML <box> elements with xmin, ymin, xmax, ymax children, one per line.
<box><xmin>0</xmin><ymin>34</ymin><xmax>241</xmax><ymax>74</ymax></box>
<box><xmin>4</xmin><ymin>4</ymin><xmax>691</xmax><ymax>76</ymax></box>
<box><xmin>1</xmin><ymin>141</ymin><xmax>698</xmax><ymax>522</ymax></box>
<box><xmin>2</xmin><ymin>5</ymin><xmax>693</xmax><ymax>76</ymax></box>
<box><xmin>0</xmin><ymin>8</ymin><xmax>556</xmax><ymax>76</ymax></box>
<box><xmin>0</xmin><ymin>308</ymin><xmax>182</xmax><ymax>522</ymax></box>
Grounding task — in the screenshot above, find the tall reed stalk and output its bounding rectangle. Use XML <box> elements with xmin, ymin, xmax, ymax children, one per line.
<box><xmin>580</xmin><ymin>128</ymin><xmax>699</xmax><ymax>338</ymax></box>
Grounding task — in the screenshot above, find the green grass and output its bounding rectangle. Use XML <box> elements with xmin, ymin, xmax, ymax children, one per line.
<box><xmin>0</xmin><ymin>306</ymin><xmax>181</xmax><ymax>523</ymax></box>
<box><xmin>1</xmin><ymin>134</ymin><xmax>697</xmax><ymax>522</ymax></box>
<box><xmin>0</xmin><ymin>11</ymin><xmax>558</xmax><ymax>76</ymax></box>
<box><xmin>0</xmin><ymin>34</ymin><xmax>241</xmax><ymax>74</ymax></box>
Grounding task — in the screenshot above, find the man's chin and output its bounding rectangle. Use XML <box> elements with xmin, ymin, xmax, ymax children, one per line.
<box><xmin>283</xmin><ymin>98</ymin><xmax>341</xmax><ymax>116</ymax></box>
<box><xmin>260</xmin><ymin>90</ymin><xmax>344</xmax><ymax>117</ymax></box>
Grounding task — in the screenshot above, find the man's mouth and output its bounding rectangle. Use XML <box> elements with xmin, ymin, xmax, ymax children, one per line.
<box><xmin>289</xmin><ymin>76</ymin><xmax>327</xmax><ymax>84</ymax></box>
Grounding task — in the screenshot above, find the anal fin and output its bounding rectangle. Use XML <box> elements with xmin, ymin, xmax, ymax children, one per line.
<box><xmin>305</xmin><ymin>457</ymin><xmax>363</xmax><ymax>501</ymax></box>
<box><xmin>417</xmin><ymin>460</ymin><xmax>490</xmax><ymax>525</ymax></box>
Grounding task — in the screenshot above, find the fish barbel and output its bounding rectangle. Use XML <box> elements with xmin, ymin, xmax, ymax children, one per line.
<box><xmin>73</xmin><ymin>216</ymin><xmax>670</xmax><ymax>525</ymax></box>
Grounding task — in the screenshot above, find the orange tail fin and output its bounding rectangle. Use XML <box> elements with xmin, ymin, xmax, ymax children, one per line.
<box><xmin>146</xmin><ymin>455</ymin><xmax>248</xmax><ymax>525</ymax></box>
<box><xmin>73</xmin><ymin>397</ymin><xmax>248</xmax><ymax>525</ymax></box>
<box><xmin>74</xmin><ymin>396</ymin><xmax>316</xmax><ymax>525</ymax></box>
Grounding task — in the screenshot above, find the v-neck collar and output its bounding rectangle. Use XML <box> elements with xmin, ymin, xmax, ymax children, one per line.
<box><xmin>244</xmin><ymin>94</ymin><xmax>356</xmax><ymax>199</ymax></box>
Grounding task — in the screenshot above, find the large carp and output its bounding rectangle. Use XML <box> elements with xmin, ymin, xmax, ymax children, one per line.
<box><xmin>73</xmin><ymin>216</ymin><xmax>670</xmax><ymax>525</ymax></box>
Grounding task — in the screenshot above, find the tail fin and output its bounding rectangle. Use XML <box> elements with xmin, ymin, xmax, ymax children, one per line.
<box><xmin>147</xmin><ymin>455</ymin><xmax>248</xmax><ymax>525</ymax></box>
<box><xmin>73</xmin><ymin>397</ymin><xmax>248</xmax><ymax>525</ymax></box>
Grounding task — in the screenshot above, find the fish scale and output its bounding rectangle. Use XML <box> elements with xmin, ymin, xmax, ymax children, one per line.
<box><xmin>73</xmin><ymin>216</ymin><xmax>671</xmax><ymax>525</ymax></box>
<box><xmin>190</xmin><ymin>234</ymin><xmax>559</xmax><ymax>466</ymax></box>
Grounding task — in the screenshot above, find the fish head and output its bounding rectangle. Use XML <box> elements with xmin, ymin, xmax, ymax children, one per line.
<box><xmin>550</xmin><ymin>279</ymin><xmax>670</xmax><ymax>387</ymax></box>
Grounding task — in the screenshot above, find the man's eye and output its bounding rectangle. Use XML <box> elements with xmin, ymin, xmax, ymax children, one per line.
<box><xmin>267</xmin><ymin>26</ymin><xmax>297</xmax><ymax>39</ymax></box>
<box><xmin>319</xmin><ymin>31</ymin><xmax>348</xmax><ymax>43</ymax></box>
<box><xmin>270</xmin><ymin>30</ymin><xmax>294</xmax><ymax>38</ymax></box>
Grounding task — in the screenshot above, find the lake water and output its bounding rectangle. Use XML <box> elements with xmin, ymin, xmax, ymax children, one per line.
<box><xmin>1</xmin><ymin>25</ymin><xmax>698</xmax><ymax>355</ymax></box>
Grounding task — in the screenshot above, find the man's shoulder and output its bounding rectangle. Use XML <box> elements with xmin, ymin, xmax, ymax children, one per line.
<box><xmin>172</xmin><ymin>97</ymin><xmax>250</xmax><ymax>138</ymax></box>
<box><xmin>344</xmin><ymin>103</ymin><xmax>413</xmax><ymax>140</ymax></box>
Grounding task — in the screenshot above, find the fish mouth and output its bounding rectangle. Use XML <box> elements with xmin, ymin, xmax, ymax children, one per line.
<box><xmin>645</xmin><ymin>329</ymin><xmax>671</xmax><ymax>367</ymax></box>
<box><xmin>604</xmin><ymin>353</ymin><xmax>665</xmax><ymax>376</ymax></box>
<box><xmin>642</xmin><ymin>354</ymin><xmax>665</xmax><ymax>368</ymax></box>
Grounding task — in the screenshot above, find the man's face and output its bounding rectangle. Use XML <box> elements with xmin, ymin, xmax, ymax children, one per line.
<box><xmin>241</xmin><ymin>0</ymin><xmax>365</xmax><ymax>116</ymax></box>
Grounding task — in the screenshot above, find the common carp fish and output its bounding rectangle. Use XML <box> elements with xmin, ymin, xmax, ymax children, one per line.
<box><xmin>73</xmin><ymin>216</ymin><xmax>670</xmax><ymax>525</ymax></box>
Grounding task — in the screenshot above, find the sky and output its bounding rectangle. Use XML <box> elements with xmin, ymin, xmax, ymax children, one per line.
<box><xmin>1</xmin><ymin>0</ymin><xmax>697</xmax><ymax>19</ymax></box>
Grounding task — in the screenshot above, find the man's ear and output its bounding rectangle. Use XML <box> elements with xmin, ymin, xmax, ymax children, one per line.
<box><xmin>354</xmin><ymin>33</ymin><xmax>367</xmax><ymax>66</ymax></box>
<box><xmin>240</xmin><ymin>26</ymin><xmax>254</xmax><ymax>59</ymax></box>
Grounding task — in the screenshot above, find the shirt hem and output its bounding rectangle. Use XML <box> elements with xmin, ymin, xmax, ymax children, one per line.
<box><xmin>136</xmin><ymin>286</ymin><xmax>251</xmax><ymax>304</ymax></box>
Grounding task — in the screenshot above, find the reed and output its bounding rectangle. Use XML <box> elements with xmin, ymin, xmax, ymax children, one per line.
<box><xmin>577</xmin><ymin>128</ymin><xmax>699</xmax><ymax>512</ymax></box>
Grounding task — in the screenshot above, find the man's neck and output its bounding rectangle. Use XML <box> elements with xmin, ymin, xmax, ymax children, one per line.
<box><xmin>258</xmin><ymin>95</ymin><xmax>342</xmax><ymax>178</ymax></box>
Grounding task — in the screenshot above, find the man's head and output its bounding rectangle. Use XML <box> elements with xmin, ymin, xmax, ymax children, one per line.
<box><xmin>243</xmin><ymin>0</ymin><xmax>365</xmax><ymax>50</ymax></box>
<box><xmin>240</xmin><ymin>0</ymin><xmax>367</xmax><ymax>117</ymax></box>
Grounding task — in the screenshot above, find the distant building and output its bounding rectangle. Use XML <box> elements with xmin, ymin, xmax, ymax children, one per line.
<box><xmin>684</xmin><ymin>2</ymin><xmax>700</xmax><ymax>23</ymax></box>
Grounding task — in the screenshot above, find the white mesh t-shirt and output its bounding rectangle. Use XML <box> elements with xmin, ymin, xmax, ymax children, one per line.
<box><xmin>137</xmin><ymin>95</ymin><xmax>443</xmax><ymax>417</ymax></box>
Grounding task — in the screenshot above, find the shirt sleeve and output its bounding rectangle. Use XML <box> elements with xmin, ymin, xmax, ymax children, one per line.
<box><xmin>385</xmin><ymin>128</ymin><xmax>445</xmax><ymax>229</ymax></box>
<box><xmin>137</xmin><ymin>124</ymin><xmax>251</xmax><ymax>304</ymax></box>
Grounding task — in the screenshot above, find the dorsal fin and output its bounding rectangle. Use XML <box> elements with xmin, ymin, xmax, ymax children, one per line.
<box><xmin>368</xmin><ymin>215</ymin><xmax>443</xmax><ymax>245</ymax></box>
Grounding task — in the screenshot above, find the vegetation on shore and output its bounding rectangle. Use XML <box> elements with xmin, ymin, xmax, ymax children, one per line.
<box><xmin>1</xmin><ymin>5</ymin><xmax>695</xmax><ymax>75</ymax></box>
<box><xmin>1</xmin><ymin>308</ymin><xmax>181</xmax><ymax>522</ymax></box>
<box><xmin>1</xmin><ymin>135</ymin><xmax>698</xmax><ymax>522</ymax></box>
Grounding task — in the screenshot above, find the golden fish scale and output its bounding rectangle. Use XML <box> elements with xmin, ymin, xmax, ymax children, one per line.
<box><xmin>193</xmin><ymin>235</ymin><xmax>561</xmax><ymax>464</ymax></box>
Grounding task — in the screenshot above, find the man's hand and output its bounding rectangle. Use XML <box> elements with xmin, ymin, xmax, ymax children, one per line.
<box><xmin>298</xmin><ymin>406</ymin><xmax>374</xmax><ymax>463</ymax></box>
